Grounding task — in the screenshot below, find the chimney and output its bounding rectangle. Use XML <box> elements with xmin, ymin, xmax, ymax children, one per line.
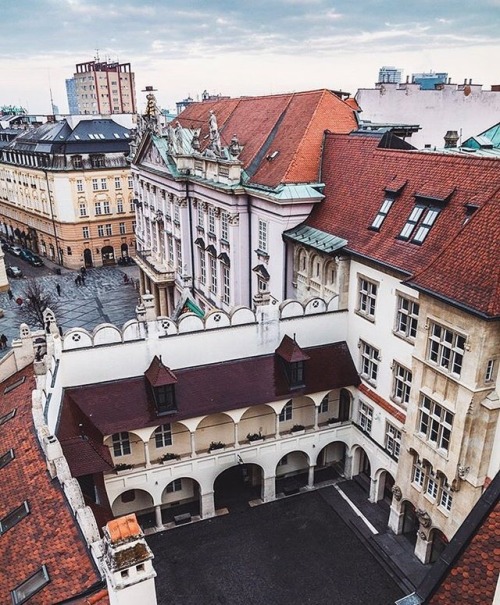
<box><xmin>101</xmin><ymin>514</ymin><xmax>157</xmax><ymax>605</ymax></box>
<box><xmin>444</xmin><ymin>131</ymin><xmax>459</xmax><ymax>148</ymax></box>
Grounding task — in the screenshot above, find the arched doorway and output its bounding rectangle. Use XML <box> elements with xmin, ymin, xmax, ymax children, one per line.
<box><xmin>339</xmin><ymin>388</ymin><xmax>352</xmax><ymax>421</ymax></box>
<box><xmin>101</xmin><ymin>245</ymin><xmax>115</xmax><ymax>266</ymax></box>
<box><xmin>402</xmin><ymin>500</ymin><xmax>419</xmax><ymax>546</ymax></box>
<box><xmin>214</xmin><ymin>464</ymin><xmax>263</xmax><ymax>512</ymax></box>
<box><xmin>377</xmin><ymin>470</ymin><xmax>395</xmax><ymax>503</ymax></box>
<box><xmin>121</xmin><ymin>243</ymin><xmax>129</xmax><ymax>258</ymax></box>
<box><xmin>83</xmin><ymin>248</ymin><xmax>93</xmax><ymax>268</ymax></box>
<box><xmin>353</xmin><ymin>447</ymin><xmax>371</xmax><ymax>494</ymax></box>
<box><xmin>275</xmin><ymin>450</ymin><xmax>309</xmax><ymax>495</ymax></box>
<box><xmin>159</xmin><ymin>478</ymin><xmax>201</xmax><ymax>525</ymax></box>
<box><xmin>314</xmin><ymin>441</ymin><xmax>347</xmax><ymax>484</ymax></box>
<box><xmin>429</xmin><ymin>529</ymin><xmax>448</xmax><ymax>563</ymax></box>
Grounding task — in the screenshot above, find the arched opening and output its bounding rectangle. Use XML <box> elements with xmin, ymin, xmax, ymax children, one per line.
<box><xmin>353</xmin><ymin>446</ymin><xmax>371</xmax><ymax>494</ymax></box>
<box><xmin>402</xmin><ymin>500</ymin><xmax>419</xmax><ymax>547</ymax></box>
<box><xmin>376</xmin><ymin>470</ymin><xmax>395</xmax><ymax>504</ymax></box>
<box><xmin>314</xmin><ymin>441</ymin><xmax>347</xmax><ymax>484</ymax></box>
<box><xmin>214</xmin><ymin>463</ymin><xmax>263</xmax><ymax>512</ymax></box>
<box><xmin>429</xmin><ymin>528</ymin><xmax>448</xmax><ymax>563</ymax></box>
<box><xmin>275</xmin><ymin>450</ymin><xmax>309</xmax><ymax>495</ymax></box>
<box><xmin>112</xmin><ymin>489</ymin><xmax>154</xmax><ymax>519</ymax></box>
<box><xmin>121</xmin><ymin>243</ymin><xmax>129</xmax><ymax>257</ymax></box>
<box><xmin>159</xmin><ymin>478</ymin><xmax>201</xmax><ymax>525</ymax></box>
<box><xmin>196</xmin><ymin>413</ymin><xmax>234</xmax><ymax>452</ymax></box>
<box><xmin>239</xmin><ymin>405</ymin><xmax>275</xmax><ymax>441</ymax></box>
<box><xmin>101</xmin><ymin>245</ymin><xmax>115</xmax><ymax>266</ymax></box>
<box><xmin>339</xmin><ymin>388</ymin><xmax>352</xmax><ymax>421</ymax></box>
<box><xmin>83</xmin><ymin>248</ymin><xmax>93</xmax><ymax>268</ymax></box>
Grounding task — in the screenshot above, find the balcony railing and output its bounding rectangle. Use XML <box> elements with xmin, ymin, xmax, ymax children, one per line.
<box><xmin>135</xmin><ymin>248</ymin><xmax>175</xmax><ymax>283</ymax></box>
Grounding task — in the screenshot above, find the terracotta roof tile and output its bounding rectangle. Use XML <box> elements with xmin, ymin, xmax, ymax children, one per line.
<box><xmin>275</xmin><ymin>334</ymin><xmax>311</xmax><ymax>363</ymax></box>
<box><xmin>0</xmin><ymin>367</ymin><xmax>102</xmax><ymax>604</ymax></box>
<box><xmin>144</xmin><ymin>355</ymin><xmax>177</xmax><ymax>386</ymax></box>
<box><xmin>306</xmin><ymin>133</ymin><xmax>500</xmax><ymax>317</ymax></box>
<box><xmin>178</xmin><ymin>90</ymin><xmax>357</xmax><ymax>188</ymax></box>
<box><xmin>106</xmin><ymin>513</ymin><xmax>141</xmax><ymax>544</ymax></box>
<box><xmin>358</xmin><ymin>383</ymin><xmax>406</xmax><ymax>423</ymax></box>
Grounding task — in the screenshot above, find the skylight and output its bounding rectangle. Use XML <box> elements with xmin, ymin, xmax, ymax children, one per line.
<box><xmin>4</xmin><ymin>376</ymin><xmax>25</xmax><ymax>394</ymax></box>
<box><xmin>0</xmin><ymin>501</ymin><xmax>30</xmax><ymax>535</ymax></box>
<box><xmin>412</xmin><ymin>208</ymin><xmax>441</xmax><ymax>243</ymax></box>
<box><xmin>11</xmin><ymin>565</ymin><xmax>50</xmax><ymax>605</ymax></box>
<box><xmin>0</xmin><ymin>408</ymin><xmax>16</xmax><ymax>425</ymax></box>
<box><xmin>370</xmin><ymin>197</ymin><xmax>394</xmax><ymax>230</ymax></box>
<box><xmin>0</xmin><ymin>449</ymin><xmax>14</xmax><ymax>469</ymax></box>
<box><xmin>398</xmin><ymin>204</ymin><xmax>441</xmax><ymax>244</ymax></box>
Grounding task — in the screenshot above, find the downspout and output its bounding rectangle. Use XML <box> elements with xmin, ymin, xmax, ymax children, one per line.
<box><xmin>44</xmin><ymin>169</ymin><xmax>62</xmax><ymax>265</ymax></box>
<box><xmin>186</xmin><ymin>171</ymin><xmax>196</xmax><ymax>296</ymax></box>
<box><xmin>247</xmin><ymin>193</ymin><xmax>252</xmax><ymax>307</ymax></box>
<box><xmin>283</xmin><ymin>236</ymin><xmax>288</xmax><ymax>300</ymax></box>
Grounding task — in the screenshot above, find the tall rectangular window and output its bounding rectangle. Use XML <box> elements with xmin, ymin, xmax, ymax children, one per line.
<box><xmin>128</xmin><ymin>175</ymin><xmax>133</xmax><ymax>188</ymax></box>
<box><xmin>168</xmin><ymin>237</ymin><xmax>174</xmax><ymax>265</ymax></box>
<box><xmin>79</xmin><ymin>202</ymin><xmax>87</xmax><ymax>217</ymax></box>
<box><xmin>103</xmin><ymin>200</ymin><xmax>110</xmax><ymax>214</ymax></box>
<box><xmin>176</xmin><ymin>240</ymin><xmax>182</xmax><ymax>269</ymax></box>
<box><xmin>112</xmin><ymin>432</ymin><xmax>131</xmax><ymax>457</ymax></box>
<box><xmin>198</xmin><ymin>206</ymin><xmax>204</xmax><ymax>228</ymax></box>
<box><xmin>258</xmin><ymin>219</ymin><xmax>268</xmax><ymax>252</ymax></box>
<box><xmin>155</xmin><ymin>424</ymin><xmax>172</xmax><ymax>448</ymax></box>
<box><xmin>76</xmin><ymin>179</ymin><xmax>84</xmax><ymax>192</ymax></box>
<box><xmin>82</xmin><ymin>226</ymin><xmax>89</xmax><ymax>239</ymax></box>
<box><xmin>97</xmin><ymin>225</ymin><xmax>104</xmax><ymax>237</ymax></box>
<box><xmin>385</xmin><ymin>423</ymin><xmax>401</xmax><ymax>459</ymax></box>
<box><xmin>174</xmin><ymin>204</ymin><xmax>180</xmax><ymax>223</ymax></box>
<box><xmin>221</xmin><ymin>213</ymin><xmax>229</xmax><ymax>240</ymax></box>
<box><xmin>115</xmin><ymin>176</ymin><xmax>122</xmax><ymax>190</ymax></box>
<box><xmin>100</xmin><ymin>178</ymin><xmax>108</xmax><ymax>190</ymax></box>
<box><xmin>439</xmin><ymin>480</ymin><xmax>453</xmax><ymax>512</ymax></box>
<box><xmin>222</xmin><ymin>264</ymin><xmax>230</xmax><ymax>304</ymax></box>
<box><xmin>360</xmin><ymin>341</ymin><xmax>379</xmax><ymax>384</ymax></box>
<box><xmin>485</xmin><ymin>359</ymin><xmax>495</xmax><ymax>383</ymax></box>
<box><xmin>418</xmin><ymin>395</ymin><xmax>453</xmax><ymax>451</ymax></box>
<box><xmin>358</xmin><ymin>401</ymin><xmax>373</xmax><ymax>433</ymax></box>
<box><xmin>105</xmin><ymin>224</ymin><xmax>112</xmax><ymax>236</ymax></box>
<box><xmin>392</xmin><ymin>362</ymin><xmax>412</xmax><ymax>406</ymax></box>
<box><xmin>426</xmin><ymin>469</ymin><xmax>438</xmax><ymax>500</ymax></box>
<box><xmin>428</xmin><ymin>322</ymin><xmax>466</xmax><ymax>376</ymax></box>
<box><xmin>210</xmin><ymin>255</ymin><xmax>217</xmax><ymax>294</ymax></box>
<box><xmin>200</xmin><ymin>252</ymin><xmax>206</xmax><ymax>285</ymax></box>
<box><xmin>412</xmin><ymin>457</ymin><xmax>425</xmax><ymax>487</ymax></box>
<box><xmin>117</xmin><ymin>199</ymin><xmax>124</xmax><ymax>213</ymax></box>
<box><xmin>94</xmin><ymin>201</ymin><xmax>102</xmax><ymax>215</ymax></box>
<box><xmin>92</xmin><ymin>178</ymin><xmax>99</xmax><ymax>191</ymax></box>
<box><xmin>208</xmin><ymin>207</ymin><xmax>216</xmax><ymax>234</ymax></box>
<box><xmin>119</xmin><ymin>222</ymin><xmax>126</xmax><ymax>235</ymax></box>
<box><xmin>395</xmin><ymin>295</ymin><xmax>419</xmax><ymax>340</ymax></box>
<box><xmin>357</xmin><ymin>277</ymin><xmax>378</xmax><ymax>319</ymax></box>
<box><xmin>279</xmin><ymin>401</ymin><xmax>292</xmax><ymax>422</ymax></box>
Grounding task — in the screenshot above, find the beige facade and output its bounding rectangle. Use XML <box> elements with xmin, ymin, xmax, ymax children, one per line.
<box><xmin>74</xmin><ymin>60</ymin><xmax>136</xmax><ymax>115</ymax></box>
<box><xmin>0</xmin><ymin>121</ymin><xmax>136</xmax><ymax>269</ymax></box>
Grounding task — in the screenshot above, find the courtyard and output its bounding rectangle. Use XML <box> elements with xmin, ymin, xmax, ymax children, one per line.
<box><xmin>146</xmin><ymin>486</ymin><xmax>410</xmax><ymax>605</ymax></box>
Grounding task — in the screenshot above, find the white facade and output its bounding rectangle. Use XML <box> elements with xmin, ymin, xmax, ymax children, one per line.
<box><xmin>355</xmin><ymin>82</ymin><xmax>500</xmax><ymax>149</ymax></box>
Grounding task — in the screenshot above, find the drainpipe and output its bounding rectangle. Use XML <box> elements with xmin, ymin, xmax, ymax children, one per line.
<box><xmin>185</xmin><ymin>171</ymin><xmax>196</xmax><ymax>296</ymax></box>
<box><xmin>247</xmin><ymin>193</ymin><xmax>252</xmax><ymax>307</ymax></box>
<box><xmin>44</xmin><ymin>170</ymin><xmax>62</xmax><ymax>265</ymax></box>
<box><xmin>283</xmin><ymin>237</ymin><xmax>288</xmax><ymax>300</ymax></box>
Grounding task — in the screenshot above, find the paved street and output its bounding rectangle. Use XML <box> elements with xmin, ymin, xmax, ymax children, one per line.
<box><xmin>0</xmin><ymin>261</ymin><xmax>140</xmax><ymax>354</ymax></box>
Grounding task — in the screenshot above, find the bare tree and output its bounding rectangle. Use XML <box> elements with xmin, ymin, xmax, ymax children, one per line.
<box><xmin>20</xmin><ymin>279</ymin><xmax>59</xmax><ymax>329</ymax></box>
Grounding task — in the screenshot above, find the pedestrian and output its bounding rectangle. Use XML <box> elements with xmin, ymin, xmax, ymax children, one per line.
<box><xmin>56</xmin><ymin>283</ymin><xmax>61</xmax><ymax>296</ymax></box>
<box><xmin>81</xmin><ymin>266</ymin><xmax>87</xmax><ymax>277</ymax></box>
<box><xmin>75</xmin><ymin>275</ymin><xmax>81</xmax><ymax>286</ymax></box>
<box><xmin>0</xmin><ymin>334</ymin><xmax>7</xmax><ymax>349</ymax></box>
<box><xmin>81</xmin><ymin>275</ymin><xmax>86</xmax><ymax>286</ymax></box>
<box><xmin>7</xmin><ymin>289</ymin><xmax>13</xmax><ymax>300</ymax></box>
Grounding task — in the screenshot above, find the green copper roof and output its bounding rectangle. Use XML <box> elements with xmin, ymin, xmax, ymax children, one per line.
<box><xmin>283</xmin><ymin>225</ymin><xmax>347</xmax><ymax>253</ymax></box>
<box><xmin>185</xmin><ymin>298</ymin><xmax>204</xmax><ymax>318</ymax></box>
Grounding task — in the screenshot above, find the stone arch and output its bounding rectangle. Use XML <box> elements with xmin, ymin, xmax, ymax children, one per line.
<box><xmin>350</xmin><ymin>444</ymin><xmax>372</xmax><ymax>493</ymax></box>
<box><xmin>239</xmin><ymin>404</ymin><xmax>275</xmax><ymax>442</ymax></box>
<box><xmin>275</xmin><ymin>449</ymin><xmax>310</xmax><ymax>493</ymax></box>
<box><xmin>429</xmin><ymin>527</ymin><xmax>448</xmax><ymax>564</ymax></box>
<box><xmin>373</xmin><ymin>468</ymin><xmax>396</xmax><ymax>503</ymax></box>
<box><xmin>93</xmin><ymin>323</ymin><xmax>122</xmax><ymax>346</ymax></box>
<box><xmin>104</xmin><ymin>430</ymin><xmax>144</xmax><ymax>466</ymax></box>
<box><xmin>324</xmin><ymin>259</ymin><xmax>337</xmax><ymax>287</ymax></box>
<box><xmin>148</xmin><ymin>420</ymin><xmax>191</xmax><ymax>461</ymax></box>
<box><xmin>111</xmin><ymin>488</ymin><xmax>154</xmax><ymax>518</ymax></box>
<box><xmin>157</xmin><ymin>477</ymin><xmax>202</xmax><ymax>524</ymax></box>
<box><xmin>196</xmin><ymin>412</ymin><xmax>235</xmax><ymax>452</ymax></box>
<box><xmin>401</xmin><ymin>499</ymin><xmax>419</xmax><ymax>546</ymax></box>
<box><xmin>314</xmin><ymin>439</ymin><xmax>349</xmax><ymax>484</ymax></box>
<box><xmin>213</xmin><ymin>462</ymin><xmax>264</xmax><ymax>511</ymax></box>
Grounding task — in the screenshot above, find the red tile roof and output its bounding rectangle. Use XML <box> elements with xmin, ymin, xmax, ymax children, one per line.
<box><xmin>106</xmin><ymin>514</ymin><xmax>142</xmax><ymax>544</ymax></box>
<box><xmin>0</xmin><ymin>368</ymin><xmax>103</xmax><ymax>605</ymax></box>
<box><xmin>58</xmin><ymin>342</ymin><xmax>360</xmax><ymax>440</ymax></box>
<box><xmin>275</xmin><ymin>334</ymin><xmax>311</xmax><ymax>363</ymax></box>
<box><xmin>426</xmin><ymin>482</ymin><xmax>500</xmax><ymax>604</ymax></box>
<box><xmin>144</xmin><ymin>355</ymin><xmax>177</xmax><ymax>386</ymax></box>
<box><xmin>177</xmin><ymin>90</ymin><xmax>357</xmax><ymax>188</ymax></box>
<box><xmin>306</xmin><ymin>132</ymin><xmax>500</xmax><ymax>317</ymax></box>
<box><xmin>407</xmin><ymin>194</ymin><xmax>500</xmax><ymax>318</ymax></box>
<box><xmin>358</xmin><ymin>383</ymin><xmax>406</xmax><ymax>423</ymax></box>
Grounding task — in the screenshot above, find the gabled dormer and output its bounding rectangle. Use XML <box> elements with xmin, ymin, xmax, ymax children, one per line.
<box><xmin>145</xmin><ymin>356</ymin><xmax>177</xmax><ymax>416</ymax></box>
<box><xmin>275</xmin><ymin>335</ymin><xmax>310</xmax><ymax>389</ymax></box>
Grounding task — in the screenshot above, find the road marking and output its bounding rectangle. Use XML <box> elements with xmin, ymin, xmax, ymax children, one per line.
<box><xmin>334</xmin><ymin>484</ymin><xmax>379</xmax><ymax>534</ymax></box>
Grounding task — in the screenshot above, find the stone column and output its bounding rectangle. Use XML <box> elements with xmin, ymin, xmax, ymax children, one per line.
<box><xmin>275</xmin><ymin>414</ymin><xmax>280</xmax><ymax>439</ymax></box>
<box><xmin>154</xmin><ymin>505</ymin><xmax>163</xmax><ymax>530</ymax></box>
<box><xmin>200</xmin><ymin>491</ymin><xmax>215</xmax><ymax>519</ymax></box>
<box><xmin>314</xmin><ymin>406</ymin><xmax>319</xmax><ymax>430</ymax></box>
<box><xmin>143</xmin><ymin>441</ymin><xmax>151</xmax><ymax>468</ymax></box>
<box><xmin>343</xmin><ymin>453</ymin><xmax>353</xmax><ymax>479</ymax></box>
<box><xmin>190</xmin><ymin>432</ymin><xmax>197</xmax><ymax>457</ymax></box>
<box><xmin>234</xmin><ymin>423</ymin><xmax>239</xmax><ymax>448</ymax></box>
<box><xmin>388</xmin><ymin>504</ymin><xmax>404</xmax><ymax>535</ymax></box>
<box><xmin>415</xmin><ymin>532</ymin><xmax>432</xmax><ymax>564</ymax></box>
<box><xmin>369</xmin><ymin>476</ymin><xmax>378</xmax><ymax>503</ymax></box>
<box><xmin>308</xmin><ymin>465</ymin><xmax>315</xmax><ymax>488</ymax></box>
<box><xmin>139</xmin><ymin>270</ymin><xmax>146</xmax><ymax>295</ymax></box>
<box><xmin>262</xmin><ymin>476</ymin><xmax>276</xmax><ymax>502</ymax></box>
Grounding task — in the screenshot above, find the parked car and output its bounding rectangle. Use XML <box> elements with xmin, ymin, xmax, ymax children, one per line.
<box><xmin>28</xmin><ymin>254</ymin><xmax>44</xmax><ymax>267</ymax></box>
<box><xmin>20</xmin><ymin>249</ymin><xmax>35</xmax><ymax>263</ymax></box>
<box><xmin>9</xmin><ymin>245</ymin><xmax>22</xmax><ymax>256</ymax></box>
<box><xmin>6</xmin><ymin>266</ymin><xmax>22</xmax><ymax>278</ymax></box>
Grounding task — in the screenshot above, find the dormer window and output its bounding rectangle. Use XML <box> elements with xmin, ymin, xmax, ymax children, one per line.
<box><xmin>398</xmin><ymin>188</ymin><xmax>453</xmax><ymax>244</ymax></box>
<box><xmin>145</xmin><ymin>356</ymin><xmax>178</xmax><ymax>416</ymax></box>
<box><xmin>275</xmin><ymin>335</ymin><xmax>310</xmax><ymax>390</ymax></box>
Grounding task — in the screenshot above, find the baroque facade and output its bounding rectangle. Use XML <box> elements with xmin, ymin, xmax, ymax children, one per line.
<box><xmin>0</xmin><ymin>116</ymin><xmax>136</xmax><ymax>269</ymax></box>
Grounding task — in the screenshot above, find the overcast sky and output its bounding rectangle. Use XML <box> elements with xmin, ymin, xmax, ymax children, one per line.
<box><xmin>1</xmin><ymin>0</ymin><xmax>499</xmax><ymax>114</ymax></box>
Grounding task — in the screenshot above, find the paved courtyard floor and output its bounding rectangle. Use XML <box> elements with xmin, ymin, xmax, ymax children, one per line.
<box><xmin>0</xmin><ymin>265</ymin><xmax>140</xmax><ymax>352</ymax></box>
<box><xmin>147</xmin><ymin>488</ymin><xmax>406</xmax><ymax>605</ymax></box>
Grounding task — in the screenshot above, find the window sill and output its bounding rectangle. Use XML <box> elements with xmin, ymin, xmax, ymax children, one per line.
<box><xmin>355</xmin><ymin>309</ymin><xmax>376</xmax><ymax>323</ymax></box>
<box><xmin>392</xmin><ymin>330</ymin><xmax>416</xmax><ymax>345</ymax></box>
<box><xmin>360</xmin><ymin>376</ymin><xmax>377</xmax><ymax>389</ymax></box>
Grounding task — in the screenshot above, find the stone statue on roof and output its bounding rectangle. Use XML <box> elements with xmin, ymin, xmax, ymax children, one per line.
<box><xmin>208</xmin><ymin>110</ymin><xmax>222</xmax><ymax>157</ymax></box>
<box><xmin>191</xmin><ymin>128</ymin><xmax>201</xmax><ymax>152</ymax></box>
<box><xmin>142</xmin><ymin>88</ymin><xmax>162</xmax><ymax>136</ymax></box>
<box><xmin>175</xmin><ymin>122</ymin><xmax>183</xmax><ymax>153</ymax></box>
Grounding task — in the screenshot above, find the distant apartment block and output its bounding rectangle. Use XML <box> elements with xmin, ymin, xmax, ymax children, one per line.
<box><xmin>412</xmin><ymin>72</ymin><xmax>448</xmax><ymax>90</ymax></box>
<box><xmin>378</xmin><ymin>66</ymin><xmax>403</xmax><ymax>84</ymax></box>
<box><xmin>73</xmin><ymin>60</ymin><xmax>137</xmax><ymax>115</ymax></box>
<box><xmin>65</xmin><ymin>78</ymin><xmax>79</xmax><ymax>114</ymax></box>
